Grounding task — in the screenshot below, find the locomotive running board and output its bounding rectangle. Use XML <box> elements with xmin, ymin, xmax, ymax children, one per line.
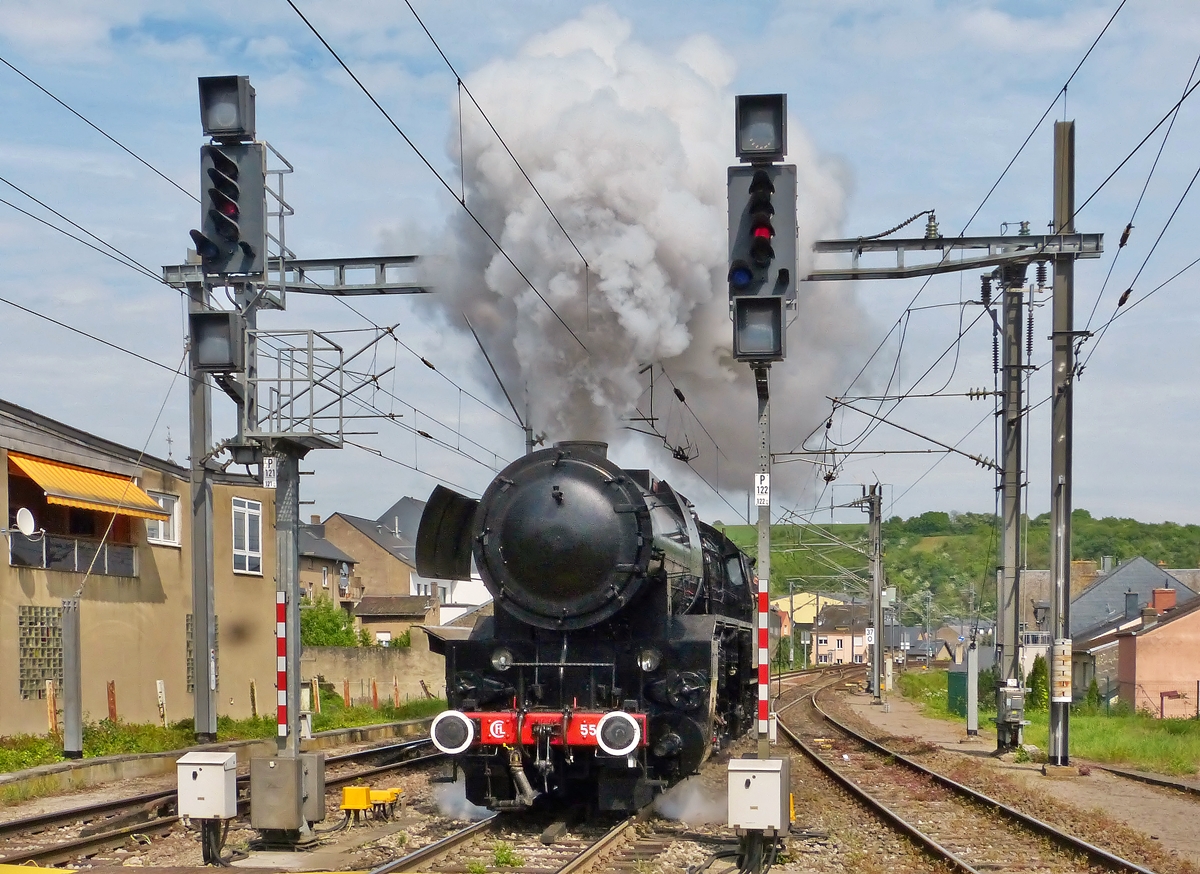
<box><xmin>416</xmin><ymin>484</ymin><xmax>478</xmax><ymax>580</ymax></box>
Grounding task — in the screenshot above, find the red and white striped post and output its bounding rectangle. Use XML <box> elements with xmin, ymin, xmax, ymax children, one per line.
<box><xmin>276</xmin><ymin>591</ymin><xmax>288</xmax><ymax>739</ymax></box>
<box><xmin>753</xmin><ymin>365</ymin><xmax>772</xmax><ymax>759</ymax></box>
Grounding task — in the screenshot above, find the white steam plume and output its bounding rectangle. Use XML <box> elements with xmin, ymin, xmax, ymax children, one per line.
<box><xmin>421</xmin><ymin>6</ymin><xmax>867</xmax><ymax>508</ymax></box>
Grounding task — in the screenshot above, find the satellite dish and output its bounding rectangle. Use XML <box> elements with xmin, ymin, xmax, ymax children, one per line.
<box><xmin>15</xmin><ymin>507</ymin><xmax>35</xmax><ymax>537</ymax></box>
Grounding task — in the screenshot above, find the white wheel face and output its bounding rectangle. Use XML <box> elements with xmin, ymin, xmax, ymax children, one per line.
<box><xmin>431</xmin><ymin>710</ymin><xmax>474</xmax><ymax>755</ymax></box>
<box><xmin>596</xmin><ymin>711</ymin><xmax>641</xmax><ymax>756</ymax></box>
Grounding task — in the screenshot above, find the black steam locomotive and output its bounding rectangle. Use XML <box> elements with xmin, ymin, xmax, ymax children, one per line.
<box><xmin>416</xmin><ymin>441</ymin><xmax>758</xmax><ymax>812</ymax></box>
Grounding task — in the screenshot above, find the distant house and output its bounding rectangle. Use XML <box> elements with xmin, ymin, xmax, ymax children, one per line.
<box><xmin>321</xmin><ymin>497</ymin><xmax>490</xmax><ymax>622</ymax></box>
<box><xmin>353</xmin><ymin>594</ymin><xmax>437</xmax><ymax>646</ymax></box>
<box><xmin>770</xmin><ymin>591</ymin><xmax>847</xmax><ymax>641</ymax></box>
<box><xmin>1069</xmin><ymin>557</ymin><xmax>1198</xmax><ymax>637</ymax></box>
<box><xmin>812</xmin><ymin>603</ymin><xmax>869</xmax><ymax>666</ymax></box>
<box><xmin>299</xmin><ymin>519</ymin><xmax>359</xmax><ymax>610</ymax></box>
<box><xmin>1117</xmin><ymin>592</ymin><xmax>1200</xmax><ymax>717</ymax></box>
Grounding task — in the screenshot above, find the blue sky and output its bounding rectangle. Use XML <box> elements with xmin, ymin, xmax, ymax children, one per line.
<box><xmin>1</xmin><ymin>1</ymin><xmax>1199</xmax><ymax>529</ymax></box>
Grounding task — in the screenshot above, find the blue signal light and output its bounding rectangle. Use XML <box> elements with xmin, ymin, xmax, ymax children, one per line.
<box><xmin>729</xmin><ymin>260</ymin><xmax>754</xmax><ymax>290</ymax></box>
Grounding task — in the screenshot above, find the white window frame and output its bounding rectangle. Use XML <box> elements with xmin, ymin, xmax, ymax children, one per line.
<box><xmin>232</xmin><ymin>497</ymin><xmax>263</xmax><ymax>575</ymax></box>
<box><xmin>322</xmin><ymin>566</ymin><xmax>329</xmax><ymax>588</ymax></box>
<box><xmin>836</xmin><ymin>638</ymin><xmax>844</xmax><ymax>650</ymax></box>
<box><xmin>146</xmin><ymin>492</ymin><xmax>181</xmax><ymax>546</ymax></box>
<box><xmin>817</xmin><ymin>636</ymin><xmax>828</xmax><ymax>646</ymax></box>
<box><xmin>375</xmin><ymin>631</ymin><xmax>392</xmax><ymax>646</ymax></box>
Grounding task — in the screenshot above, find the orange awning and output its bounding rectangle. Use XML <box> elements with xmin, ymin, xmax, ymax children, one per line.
<box><xmin>7</xmin><ymin>452</ymin><xmax>170</xmax><ymax>522</ymax></box>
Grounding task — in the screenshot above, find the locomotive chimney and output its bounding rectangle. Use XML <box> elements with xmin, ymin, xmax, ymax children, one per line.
<box><xmin>553</xmin><ymin>440</ymin><xmax>609</xmax><ymax>462</ymax></box>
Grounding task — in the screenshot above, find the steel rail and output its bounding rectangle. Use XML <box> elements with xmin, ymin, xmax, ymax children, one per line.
<box><xmin>0</xmin><ymin>737</ymin><xmax>439</xmax><ymax>866</ymax></box>
<box><xmin>787</xmin><ymin>680</ymin><xmax>1157</xmax><ymax>874</ymax></box>
<box><xmin>369</xmin><ymin>815</ymin><xmax>499</xmax><ymax>873</ymax></box>
<box><xmin>556</xmin><ymin>817</ymin><xmax>635</xmax><ymax>873</ymax></box>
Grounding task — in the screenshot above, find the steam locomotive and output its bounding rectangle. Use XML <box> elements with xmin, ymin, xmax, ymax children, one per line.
<box><xmin>416</xmin><ymin>441</ymin><xmax>760</xmax><ymax>812</ymax></box>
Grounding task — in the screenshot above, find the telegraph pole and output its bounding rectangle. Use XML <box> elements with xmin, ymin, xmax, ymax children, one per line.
<box><xmin>1048</xmin><ymin>121</ymin><xmax>1077</xmax><ymax>765</ymax></box>
<box><xmin>996</xmin><ymin>262</ymin><xmax>1028</xmax><ymax>751</ymax></box>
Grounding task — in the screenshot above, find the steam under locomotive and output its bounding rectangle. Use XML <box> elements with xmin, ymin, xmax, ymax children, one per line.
<box><xmin>416</xmin><ymin>440</ymin><xmax>761</xmax><ymax>812</ymax></box>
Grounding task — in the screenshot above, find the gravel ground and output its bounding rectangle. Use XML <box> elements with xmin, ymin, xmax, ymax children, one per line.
<box><xmin>830</xmin><ymin>685</ymin><xmax>1200</xmax><ymax>874</ymax></box>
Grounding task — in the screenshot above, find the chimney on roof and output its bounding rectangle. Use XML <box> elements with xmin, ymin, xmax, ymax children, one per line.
<box><xmin>1141</xmin><ymin>606</ymin><xmax>1158</xmax><ymax>629</ymax></box>
<box><xmin>1152</xmin><ymin>587</ymin><xmax>1177</xmax><ymax>614</ymax></box>
<box><xmin>1125</xmin><ymin>591</ymin><xmax>1138</xmax><ymax>620</ymax></box>
<box><xmin>310</xmin><ymin>514</ymin><xmax>321</xmax><ymax>524</ymax></box>
<box><xmin>1101</xmin><ymin>555</ymin><xmax>1113</xmax><ymax>573</ymax></box>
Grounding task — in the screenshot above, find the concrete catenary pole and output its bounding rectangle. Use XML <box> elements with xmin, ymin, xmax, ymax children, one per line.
<box><xmin>1048</xmin><ymin>120</ymin><xmax>1076</xmax><ymax>765</ymax></box>
<box><xmin>996</xmin><ymin>263</ymin><xmax>1027</xmax><ymax>751</ymax></box>
<box><xmin>188</xmin><ymin>280</ymin><xmax>218</xmax><ymax>743</ymax></box>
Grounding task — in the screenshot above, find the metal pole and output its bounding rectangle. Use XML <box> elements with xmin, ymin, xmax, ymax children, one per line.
<box><xmin>997</xmin><ymin>265</ymin><xmax>1026</xmax><ymax>751</ymax></box>
<box><xmin>789</xmin><ymin>581</ymin><xmax>795</xmax><ymax>669</ymax></box>
<box><xmin>1048</xmin><ymin>120</ymin><xmax>1076</xmax><ymax>765</ymax></box>
<box><xmin>188</xmin><ymin>281</ymin><xmax>218</xmax><ymax>743</ymax></box>
<box><xmin>754</xmin><ymin>365</ymin><xmax>771</xmax><ymax>760</ymax></box>
<box><xmin>966</xmin><ymin>641</ymin><xmax>979</xmax><ymax>736</ymax></box>
<box><xmin>61</xmin><ymin>598</ymin><xmax>82</xmax><ymax>757</ymax></box>
<box><xmin>869</xmin><ymin>485</ymin><xmax>883</xmax><ymax>704</ymax></box>
<box><xmin>275</xmin><ymin>446</ymin><xmax>305</xmax><ymax>756</ymax></box>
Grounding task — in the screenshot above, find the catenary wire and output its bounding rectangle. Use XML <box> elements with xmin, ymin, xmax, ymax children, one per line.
<box><xmin>1082</xmin><ymin>50</ymin><xmax>1200</xmax><ymax>332</ymax></box>
<box><xmin>0</xmin><ymin>290</ymin><xmax>183</xmax><ymax>375</ymax></box>
<box><xmin>0</xmin><ymin>173</ymin><xmax>166</xmax><ymax>283</ymax></box>
<box><xmin>816</xmin><ymin>0</ymin><xmax>1127</xmax><ymax>448</ymax></box>
<box><xmin>285</xmin><ymin>0</ymin><xmax>587</xmax><ymax>352</ymax></box>
<box><xmin>399</xmin><ymin>0</ymin><xmax>591</xmax><ymax>277</ymax></box>
<box><xmin>0</xmin><ymin>53</ymin><xmax>198</xmax><ymax>203</ymax></box>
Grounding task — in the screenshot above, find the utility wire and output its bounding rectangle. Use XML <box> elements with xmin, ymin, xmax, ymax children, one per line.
<box><xmin>821</xmin><ymin>0</ymin><xmax>1127</xmax><ymax>438</ymax></box>
<box><xmin>1082</xmin><ymin>49</ymin><xmax>1200</xmax><ymax>333</ymax></box>
<box><xmin>285</xmin><ymin>0</ymin><xmax>587</xmax><ymax>351</ymax></box>
<box><xmin>0</xmin><ymin>174</ymin><xmax>166</xmax><ymax>284</ymax></box>
<box><xmin>0</xmin><ymin>53</ymin><xmax>198</xmax><ymax>203</ymax></box>
<box><xmin>0</xmin><ymin>290</ymin><xmax>183</xmax><ymax>375</ymax></box>
<box><xmin>399</xmin><ymin>0</ymin><xmax>591</xmax><ymax>277</ymax></box>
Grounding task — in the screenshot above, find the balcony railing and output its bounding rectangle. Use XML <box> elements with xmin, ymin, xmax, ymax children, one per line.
<box><xmin>9</xmin><ymin>533</ymin><xmax>137</xmax><ymax>577</ymax></box>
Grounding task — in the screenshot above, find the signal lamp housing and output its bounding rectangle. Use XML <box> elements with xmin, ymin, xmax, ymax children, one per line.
<box><xmin>198</xmin><ymin>75</ymin><xmax>256</xmax><ymax>142</ymax></box>
<box><xmin>735</xmin><ymin>93</ymin><xmax>787</xmax><ymax>164</ymax></box>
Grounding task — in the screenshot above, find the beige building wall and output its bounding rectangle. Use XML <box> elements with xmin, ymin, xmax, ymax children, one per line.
<box><xmin>0</xmin><ymin>444</ymin><xmax>277</xmax><ymax>735</ymax></box>
<box><xmin>1118</xmin><ymin>609</ymin><xmax>1200</xmax><ymax>718</ymax></box>
<box><xmin>322</xmin><ymin>516</ymin><xmax>414</xmax><ymax>597</ymax></box>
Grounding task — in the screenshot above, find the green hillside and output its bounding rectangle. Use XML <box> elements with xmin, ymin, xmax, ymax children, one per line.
<box><xmin>718</xmin><ymin>509</ymin><xmax>1200</xmax><ymax>624</ymax></box>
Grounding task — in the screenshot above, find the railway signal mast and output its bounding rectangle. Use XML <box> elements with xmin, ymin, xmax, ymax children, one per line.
<box><xmin>726</xmin><ymin>93</ymin><xmax>794</xmax><ymax>874</ymax></box>
<box><xmin>168</xmin><ymin>75</ymin><xmax>429</xmax><ymax>854</ymax></box>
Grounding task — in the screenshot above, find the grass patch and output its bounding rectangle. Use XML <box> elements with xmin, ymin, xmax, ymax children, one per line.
<box><xmin>1025</xmin><ymin>709</ymin><xmax>1200</xmax><ymax>776</ymax></box>
<box><xmin>896</xmin><ymin>669</ymin><xmax>959</xmax><ymax>720</ymax></box>
<box><xmin>0</xmin><ymin>697</ymin><xmax>445</xmax><ymax>776</ymax></box>
<box><xmin>895</xmin><ymin>669</ymin><xmax>1200</xmax><ymax>775</ymax></box>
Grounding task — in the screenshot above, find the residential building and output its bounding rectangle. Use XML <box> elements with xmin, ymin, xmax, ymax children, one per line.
<box><xmin>769</xmin><ymin>591</ymin><xmax>847</xmax><ymax>642</ymax></box>
<box><xmin>299</xmin><ymin>517</ymin><xmax>360</xmax><ymax>609</ymax></box>
<box><xmin>353</xmin><ymin>595</ymin><xmax>438</xmax><ymax>645</ymax></box>
<box><xmin>1067</xmin><ymin>557</ymin><xmax>1197</xmax><ymax>637</ymax></box>
<box><xmin>321</xmin><ymin>497</ymin><xmax>489</xmax><ymax>623</ymax></box>
<box><xmin>0</xmin><ymin>399</ymin><xmax>276</xmax><ymax>735</ymax></box>
<box><xmin>1074</xmin><ymin>586</ymin><xmax>1186</xmax><ymax>704</ymax></box>
<box><xmin>812</xmin><ymin>603</ymin><xmax>869</xmax><ymax>666</ymax></box>
<box><xmin>1117</xmin><ymin>593</ymin><xmax>1200</xmax><ymax>717</ymax></box>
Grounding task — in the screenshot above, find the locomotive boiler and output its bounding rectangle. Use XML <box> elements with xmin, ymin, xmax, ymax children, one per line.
<box><xmin>416</xmin><ymin>440</ymin><xmax>757</xmax><ymax>812</ymax></box>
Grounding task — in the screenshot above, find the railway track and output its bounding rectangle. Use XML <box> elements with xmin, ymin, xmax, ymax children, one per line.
<box><xmin>778</xmin><ymin>676</ymin><xmax>1157</xmax><ymax>874</ymax></box>
<box><xmin>0</xmin><ymin>736</ymin><xmax>439</xmax><ymax>867</ymax></box>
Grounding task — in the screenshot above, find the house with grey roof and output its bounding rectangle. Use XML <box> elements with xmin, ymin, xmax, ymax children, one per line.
<box><xmin>321</xmin><ymin>497</ymin><xmax>489</xmax><ymax>623</ymax></box>
<box><xmin>299</xmin><ymin>517</ymin><xmax>359</xmax><ymax>610</ymax></box>
<box><xmin>1069</xmin><ymin>557</ymin><xmax>1198</xmax><ymax>638</ymax></box>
